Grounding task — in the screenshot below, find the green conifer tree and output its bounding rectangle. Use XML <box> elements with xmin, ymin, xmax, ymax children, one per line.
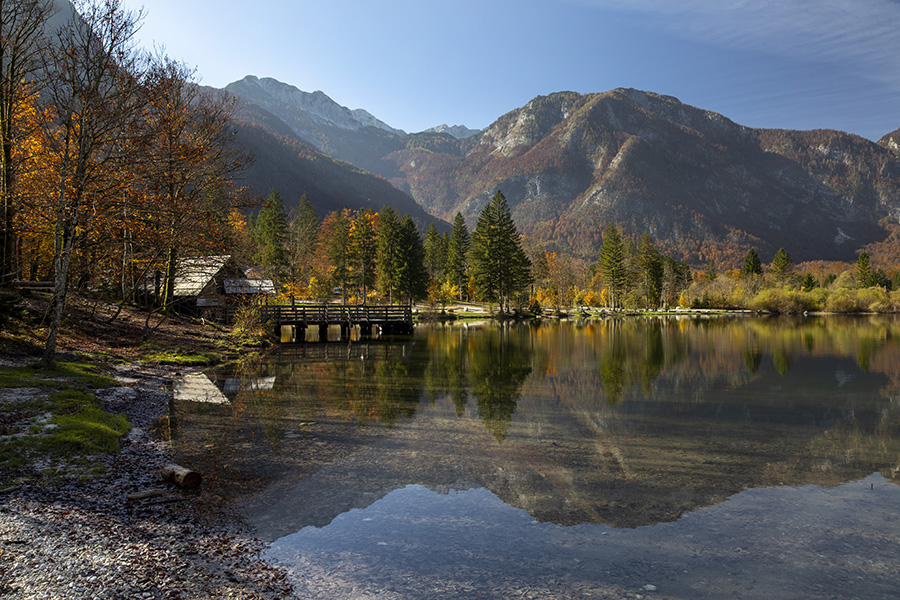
<box><xmin>376</xmin><ymin>206</ymin><xmax>400</xmax><ymax>303</ymax></box>
<box><xmin>598</xmin><ymin>224</ymin><xmax>627</xmax><ymax>309</ymax></box>
<box><xmin>394</xmin><ymin>215</ymin><xmax>429</xmax><ymax>305</ymax></box>
<box><xmin>445</xmin><ymin>212</ymin><xmax>470</xmax><ymax>300</ymax></box>
<box><xmin>771</xmin><ymin>247</ymin><xmax>793</xmax><ymax>282</ymax></box>
<box><xmin>349</xmin><ymin>210</ymin><xmax>377</xmax><ymax>303</ymax></box>
<box><xmin>423</xmin><ymin>223</ymin><xmax>446</xmax><ymax>282</ymax></box>
<box><xmin>470</xmin><ymin>191</ymin><xmax>532</xmax><ymax>312</ymax></box>
<box><xmin>639</xmin><ymin>233</ymin><xmax>663</xmax><ymax>308</ymax></box>
<box><xmin>856</xmin><ymin>251</ymin><xmax>871</xmax><ymax>288</ymax></box>
<box><xmin>253</xmin><ymin>188</ymin><xmax>289</xmax><ymax>278</ymax></box>
<box><xmin>286</xmin><ymin>192</ymin><xmax>319</xmax><ymax>290</ymax></box>
<box><xmin>742</xmin><ymin>248</ymin><xmax>763</xmax><ymax>277</ymax></box>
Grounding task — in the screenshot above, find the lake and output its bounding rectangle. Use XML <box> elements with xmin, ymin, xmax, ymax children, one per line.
<box><xmin>171</xmin><ymin>315</ymin><xmax>900</xmax><ymax>599</ymax></box>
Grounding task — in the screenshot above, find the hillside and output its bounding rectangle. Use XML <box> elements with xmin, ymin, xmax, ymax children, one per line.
<box><xmin>386</xmin><ymin>89</ymin><xmax>900</xmax><ymax>266</ymax></box>
<box><xmin>222</xmin><ymin>77</ymin><xmax>900</xmax><ymax>267</ymax></box>
<box><xmin>220</xmin><ymin>86</ymin><xmax>446</xmax><ymax>231</ymax></box>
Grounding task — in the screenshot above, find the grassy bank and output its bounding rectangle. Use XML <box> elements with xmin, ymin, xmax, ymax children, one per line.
<box><xmin>0</xmin><ymin>289</ymin><xmax>259</xmax><ymax>489</ymax></box>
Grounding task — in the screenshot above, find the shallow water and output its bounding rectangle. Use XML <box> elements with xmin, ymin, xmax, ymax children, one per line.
<box><xmin>171</xmin><ymin>315</ymin><xmax>900</xmax><ymax>599</ymax></box>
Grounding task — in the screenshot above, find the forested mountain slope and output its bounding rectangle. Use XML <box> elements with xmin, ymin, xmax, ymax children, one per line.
<box><xmin>220</xmin><ymin>87</ymin><xmax>447</xmax><ymax>231</ymax></box>
<box><xmin>386</xmin><ymin>89</ymin><xmax>900</xmax><ymax>266</ymax></box>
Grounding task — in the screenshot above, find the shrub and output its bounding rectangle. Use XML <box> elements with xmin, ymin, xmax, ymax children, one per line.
<box><xmin>749</xmin><ymin>288</ymin><xmax>823</xmax><ymax>313</ymax></box>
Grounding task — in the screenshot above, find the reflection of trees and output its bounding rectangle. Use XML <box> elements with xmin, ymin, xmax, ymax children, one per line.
<box><xmin>423</xmin><ymin>326</ymin><xmax>470</xmax><ymax>416</ymax></box>
<box><xmin>772</xmin><ymin>349</ymin><xmax>793</xmax><ymax>376</ymax></box>
<box><xmin>744</xmin><ymin>348</ymin><xmax>762</xmax><ymax>373</ymax></box>
<box><xmin>597</xmin><ymin>320</ymin><xmax>673</xmax><ymax>406</ymax></box>
<box><xmin>469</xmin><ymin>325</ymin><xmax>533</xmax><ymax>442</ymax></box>
<box><xmin>246</xmin><ymin>342</ymin><xmax>431</xmax><ymax>429</ymax></box>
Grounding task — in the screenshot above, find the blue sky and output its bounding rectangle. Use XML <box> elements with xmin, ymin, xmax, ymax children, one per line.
<box><xmin>122</xmin><ymin>0</ymin><xmax>900</xmax><ymax>140</ymax></box>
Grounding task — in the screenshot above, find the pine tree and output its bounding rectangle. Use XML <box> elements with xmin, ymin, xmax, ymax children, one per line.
<box><xmin>286</xmin><ymin>192</ymin><xmax>319</xmax><ymax>292</ymax></box>
<box><xmin>470</xmin><ymin>190</ymin><xmax>531</xmax><ymax>312</ymax></box>
<box><xmin>253</xmin><ymin>188</ymin><xmax>289</xmax><ymax>277</ymax></box>
<box><xmin>770</xmin><ymin>247</ymin><xmax>793</xmax><ymax>282</ymax></box>
<box><xmin>856</xmin><ymin>251</ymin><xmax>871</xmax><ymax>288</ymax></box>
<box><xmin>742</xmin><ymin>248</ymin><xmax>763</xmax><ymax>277</ymax></box>
<box><xmin>598</xmin><ymin>224</ymin><xmax>627</xmax><ymax>309</ymax></box>
<box><xmin>325</xmin><ymin>210</ymin><xmax>351</xmax><ymax>303</ymax></box>
<box><xmin>444</xmin><ymin>212</ymin><xmax>470</xmax><ymax>300</ymax></box>
<box><xmin>376</xmin><ymin>206</ymin><xmax>400</xmax><ymax>303</ymax></box>
<box><xmin>639</xmin><ymin>232</ymin><xmax>663</xmax><ymax>307</ymax></box>
<box><xmin>394</xmin><ymin>215</ymin><xmax>429</xmax><ymax>306</ymax></box>
<box><xmin>800</xmin><ymin>273</ymin><xmax>817</xmax><ymax>292</ymax></box>
<box><xmin>423</xmin><ymin>223</ymin><xmax>446</xmax><ymax>282</ymax></box>
<box><xmin>348</xmin><ymin>209</ymin><xmax>377</xmax><ymax>303</ymax></box>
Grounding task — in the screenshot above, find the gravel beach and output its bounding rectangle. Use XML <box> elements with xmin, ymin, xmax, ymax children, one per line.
<box><xmin>0</xmin><ymin>363</ymin><xmax>295</xmax><ymax>600</ymax></box>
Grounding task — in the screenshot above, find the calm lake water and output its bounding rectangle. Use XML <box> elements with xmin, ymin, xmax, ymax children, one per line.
<box><xmin>172</xmin><ymin>316</ymin><xmax>900</xmax><ymax>599</ymax></box>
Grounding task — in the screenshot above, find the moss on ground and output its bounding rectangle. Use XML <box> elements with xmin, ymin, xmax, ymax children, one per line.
<box><xmin>0</xmin><ymin>365</ymin><xmax>129</xmax><ymax>488</ymax></box>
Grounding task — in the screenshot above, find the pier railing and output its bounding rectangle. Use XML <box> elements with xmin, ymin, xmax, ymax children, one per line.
<box><xmin>256</xmin><ymin>304</ymin><xmax>414</xmax><ymax>340</ymax></box>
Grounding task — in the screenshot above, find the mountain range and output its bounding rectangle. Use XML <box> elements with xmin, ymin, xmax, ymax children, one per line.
<box><xmin>223</xmin><ymin>77</ymin><xmax>900</xmax><ymax>267</ymax></box>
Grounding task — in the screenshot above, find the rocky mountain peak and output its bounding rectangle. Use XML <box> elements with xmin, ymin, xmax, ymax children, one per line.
<box><xmin>422</xmin><ymin>124</ymin><xmax>481</xmax><ymax>139</ymax></box>
<box><xmin>225</xmin><ymin>75</ymin><xmax>405</xmax><ymax>136</ymax></box>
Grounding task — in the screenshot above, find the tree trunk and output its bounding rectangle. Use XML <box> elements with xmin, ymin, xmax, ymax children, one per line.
<box><xmin>162</xmin><ymin>246</ymin><xmax>177</xmax><ymax>311</ymax></box>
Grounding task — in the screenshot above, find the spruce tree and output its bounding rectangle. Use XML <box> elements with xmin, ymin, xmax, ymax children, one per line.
<box><xmin>598</xmin><ymin>224</ymin><xmax>627</xmax><ymax>309</ymax></box>
<box><xmin>638</xmin><ymin>232</ymin><xmax>663</xmax><ymax>307</ymax></box>
<box><xmin>376</xmin><ymin>206</ymin><xmax>400</xmax><ymax>303</ymax></box>
<box><xmin>324</xmin><ymin>210</ymin><xmax>351</xmax><ymax>303</ymax></box>
<box><xmin>445</xmin><ymin>212</ymin><xmax>470</xmax><ymax>300</ymax></box>
<box><xmin>470</xmin><ymin>190</ymin><xmax>531</xmax><ymax>312</ymax></box>
<box><xmin>771</xmin><ymin>248</ymin><xmax>793</xmax><ymax>281</ymax></box>
<box><xmin>423</xmin><ymin>223</ymin><xmax>446</xmax><ymax>281</ymax></box>
<box><xmin>349</xmin><ymin>210</ymin><xmax>377</xmax><ymax>303</ymax></box>
<box><xmin>742</xmin><ymin>248</ymin><xmax>762</xmax><ymax>277</ymax></box>
<box><xmin>394</xmin><ymin>215</ymin><xmax>429</xmax><ymax>305</ymax></box>
<box><xmin>254</xmin><ymin>188</ymin><xmax>289</xmax><ymax>277</ymax></box>
<box><xmin>856</xmin><ymin>251</ymin><xmax>871</xmax><ymax>288</ymax></box>
<box><xmin>286</xmin><ymin>192</ymin><xmax>319</xmax><ymax>290</ymax></box>
<box><xmin>800</xmin><ymin>273</ymin><xmax>817</xmax><ymax>292</ymax></box>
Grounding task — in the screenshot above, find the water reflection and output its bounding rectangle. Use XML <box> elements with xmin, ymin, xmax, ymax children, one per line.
<box><xmin>170</xmin><ymin>315</ymin><xmax>900</xmax><ymax>539</ymax></box>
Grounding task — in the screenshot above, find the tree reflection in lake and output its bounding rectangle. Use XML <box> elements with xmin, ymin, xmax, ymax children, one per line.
<box><xmin>170</xmin><ymin>315</ymin><xmax>900</xmax><ymax>537</ymax></box>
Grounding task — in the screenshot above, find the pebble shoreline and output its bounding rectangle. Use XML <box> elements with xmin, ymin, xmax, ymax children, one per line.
<box><xmin>0</xmin><ymin>364</ymin><xmax>295</xmax><ymax>600</ymax></box>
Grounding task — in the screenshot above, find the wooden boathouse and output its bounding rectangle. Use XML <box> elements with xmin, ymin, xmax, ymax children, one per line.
<box><xmin>258</xmin><ymin>304</ymin><xmax>413</xmax><ymax>342</ymax></box>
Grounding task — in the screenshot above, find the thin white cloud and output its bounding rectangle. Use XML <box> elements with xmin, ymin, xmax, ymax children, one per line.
<box><xmin>574</xmin><ymin>0</ymin><xmax>900</xmax><ymax>90</ymax></box>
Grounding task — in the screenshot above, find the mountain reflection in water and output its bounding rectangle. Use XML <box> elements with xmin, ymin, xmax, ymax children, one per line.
<box><xmin>170</xmin><ymin>315</ymin><xmax>900</xmax><ymax>543</ymax></box>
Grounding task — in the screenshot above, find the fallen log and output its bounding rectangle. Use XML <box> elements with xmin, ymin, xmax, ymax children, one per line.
<box><xmin>160</xmin><ymin>464</ymin><xmax>202</xmax><ymax>488</ymax></box>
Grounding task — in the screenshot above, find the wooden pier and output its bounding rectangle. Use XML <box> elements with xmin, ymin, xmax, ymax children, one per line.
<box><xmin>258</xmin><ymin>304</ymin><xmax>414</xmax><ymax>342</ymax></box>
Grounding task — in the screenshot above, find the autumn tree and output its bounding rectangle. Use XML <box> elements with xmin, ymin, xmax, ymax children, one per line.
<box><xmin>136</xmin><ymin>52</ymin><xmax>248</xmax><ymax>310</ymax></box>
<box><xmin>40</xmin><ymin>0</ymin><xmax>149</xmax><ymax>367</ymax></box>
<box><xmin>470</xmin><ymin>190</ymin><xmax>532</xmax><ymax>312</ymax></box>
<box><xmin>0</xmin><ymin>0</ymin><xmax>54</xmax><ymax>283</ymax></box>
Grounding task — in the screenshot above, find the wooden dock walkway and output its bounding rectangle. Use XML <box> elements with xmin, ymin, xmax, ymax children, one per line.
<box><xmin>258</xmin><ymin>304</ymin><xmax>413</xmax><ymax>341</ymax></box>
